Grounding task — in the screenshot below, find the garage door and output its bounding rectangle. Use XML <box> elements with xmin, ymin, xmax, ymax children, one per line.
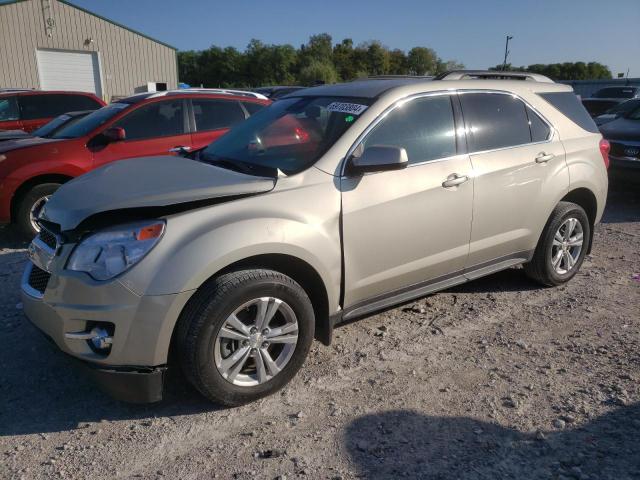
<box><xmin>36</xmin><ymin>49</ymin><xmax>102</xmax><ymax>97</ymax></box>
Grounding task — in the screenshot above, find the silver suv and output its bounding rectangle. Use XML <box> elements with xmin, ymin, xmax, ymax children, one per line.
<box><xmin>22</xmin><ymin>71</ymin><xmax>609</xmax><ymax>405</ymax></box>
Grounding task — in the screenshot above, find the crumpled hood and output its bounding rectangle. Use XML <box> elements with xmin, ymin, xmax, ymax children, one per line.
<box><xmin>0</xmin><ymin>135</ymin><xmax>60</xmax><ymax>153</ymax></box>
<box><xmin>41</xmin><ymin>155</ymin><xmax>276</xmax><ymax>231</ymax></box>
<box><xmin>599</xmin><ymin>117</ymin><xmax>640</xmax><ymax>142</ymax></box>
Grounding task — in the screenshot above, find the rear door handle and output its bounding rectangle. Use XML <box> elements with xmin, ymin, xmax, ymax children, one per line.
<box><xmin>442</xmin><ymin>173</ymin><xmax>469</xmax><ymax>188</ymax></box>
<box><xmin>169</xmin><ymin>145</ymin><xmax>191</xmax><ymax>153</ymax></box>
<box><xmin>535</xmin><ymin>152</ymin><xmax>555</xmax><ymax>163</ymax></box>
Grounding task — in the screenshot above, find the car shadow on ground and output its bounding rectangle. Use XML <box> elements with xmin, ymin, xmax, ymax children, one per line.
<box><xmin>603</xmin><ymin>175</ymin><xmax>640</xmax><ymax>224</ymax></box>
<box><xmin>0</xmin><ymin>319</ymin><xmax>220</xmax><ymax>437</ymax></box>
<box><xmin>344</xmin><ymin>404</ymin><xmax>640</xmax><ymax>479</ymax></box>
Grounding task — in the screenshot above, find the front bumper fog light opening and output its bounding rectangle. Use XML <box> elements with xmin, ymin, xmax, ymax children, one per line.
<box><xmin>65</xmin><ymin>324</ymin><xmax>114</xmax><ymax>354</ymax></box>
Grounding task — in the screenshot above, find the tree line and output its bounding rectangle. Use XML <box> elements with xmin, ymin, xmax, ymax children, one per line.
<box><xmin>489</xmin><ymin>62</ymin><xmax>612</xmax><ymax>80</ymax></box>
<box><xmin>177</xmin><ymin>33</ymin><xmax>464</xmax><ymax>88</ymax></box>
<box><xmin>177</xmin><ymin>33</ymin><xmax>614</xmax><ymax>88</ymax></box>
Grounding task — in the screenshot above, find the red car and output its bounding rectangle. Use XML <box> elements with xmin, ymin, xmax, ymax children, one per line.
<box><xmin>0</xmin><ymin>90</ymin><xmax>105</xmax><ymax>132</ymax></box>
<box><xmin>0</xmin><ymin>89</ymin><xmax>270</xmax><ymax>236</ymax></box>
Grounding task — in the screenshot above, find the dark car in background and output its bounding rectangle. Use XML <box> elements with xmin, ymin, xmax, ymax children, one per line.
<box><xmin>582</xmin><ymin>86</ymin><xmax>640</xmax><ymax>118</ymax></box>
<box><xmin>0</xmin><ymin>90</ymin><xmax>105</xmax><ymax>132</ymax></box>
<box><xmin>599</xmin><ymin>104</ymin><xmax>640</xmax><ymax>171</ymax></box>
<box><xmin>0</xmin><ymin>88</ymin><xmax>269</xmax><ymax>237</ymax></box>
<box><xmin>253</xmin><ymin>86</ymin><xmax>305</xmax><ymax>100</ymax></box>
<box><xmin>594</xmin><ymin>98</ymin><xmax>640</xmax><ymax>126</ymax></box>
<box><xmin>0</xmin><ymin>110</ymin><xmax>92</xmax><ymax>142</ymax></box>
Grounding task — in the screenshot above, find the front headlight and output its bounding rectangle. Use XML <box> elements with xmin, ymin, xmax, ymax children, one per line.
<box><xmin>67</xmin><ymin>220</ymin><xmax>165</xmax><ymax>281</ymax></box>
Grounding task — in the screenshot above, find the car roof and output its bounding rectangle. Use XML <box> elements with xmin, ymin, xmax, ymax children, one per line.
<box><xmin>0</xmin><ymin>90</ymin><xmax>99</xmax><ymax>97</ymax></box>
<box><xmin>293</xmin><ymin>77</ymin><xmax>431</xmax><ymax>99</ymax></box>
<box><xmin>118</xmin><ymin>88</ymin><xmax>270</xmax><ymax>104</ymax></box>
<box><xmin>291</xmin><ymin>76</ymin><xmax>571</xmax><ymax>100</ymax></box>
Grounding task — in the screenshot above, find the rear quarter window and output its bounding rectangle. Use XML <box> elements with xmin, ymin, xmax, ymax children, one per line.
<box><xmin>243</xmin><ymin>102</ymin><xmax>266</xmax><ymax>116</ymax></box>
<box><xmin>539</xmin><ymin>92</ymin><xmax>599</xmax><ymax>133</ymax></box>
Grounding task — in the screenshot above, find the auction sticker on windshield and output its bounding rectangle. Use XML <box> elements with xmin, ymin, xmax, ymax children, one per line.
<box><xmin>327</xmin><ymin>102</ymin><xmax>368</xmax><ymax>115</ymax></box>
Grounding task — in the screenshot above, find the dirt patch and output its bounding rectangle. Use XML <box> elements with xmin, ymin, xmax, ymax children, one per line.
<box><xmin>1</xmin><ymin>179</ymin><xmax>638</xmax><ymax>480</ymax></box>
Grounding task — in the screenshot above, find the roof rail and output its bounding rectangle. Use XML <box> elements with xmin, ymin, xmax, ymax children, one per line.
<box><xmin>0</xmin><ymin>88</ymin><xmax>35</xmax><ymax>93</ymax></box>
<box><xmin>434</xmin><ymin>70</ymin><xmax>554</xmax><ymax>83</ymax></box>
<box><xmin>163</xmin><ymin>88</ymin><xmax>269</xmax><ymax>100</ymax></box>
<box><xmin>363</xmin><ymin>75</ymin><xmax>434</xmax><ymax>80</ymax></box>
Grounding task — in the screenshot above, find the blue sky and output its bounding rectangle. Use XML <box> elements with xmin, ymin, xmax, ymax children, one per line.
<box><xmin>58</xmin><ymin>0</ymin><xmax>640</xmax><ymax>76</ymax></box>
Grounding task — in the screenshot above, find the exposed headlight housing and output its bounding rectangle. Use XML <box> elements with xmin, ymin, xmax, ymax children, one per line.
<box><xmin>66</xmin><ymin>220</ymin><xmax>165</xmax><ymax>281</ymax></box>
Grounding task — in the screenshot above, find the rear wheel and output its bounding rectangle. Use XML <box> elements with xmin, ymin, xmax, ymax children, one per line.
<box><xmin>524</xmin><ymin>201</ymin><xmax>590</xmax><ymax>286</ymax></box>
<box><xmin>177</xmin><ymin>269</ymin><xmax>315</xmax><ymax>406</ymax></box>
<box><xmin>16</xmin><ymin>183</ymin><xmax>60</xmax><ymax>238</ymax></box>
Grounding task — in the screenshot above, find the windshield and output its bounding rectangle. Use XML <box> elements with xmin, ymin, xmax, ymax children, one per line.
<box><xmin>605</xmin><ymin>98</ymin><xmax>640</xmax><ymax>115</ymax></box>
<box><xmin>200</xmin><ymin>96</ymin><xmax>372</xmax><ymax>175</ymax></box>
<box><xmin>627</xmin><ymin>106</ymin><xmax>640</xmax><ymax>120</ymax></box>
<box><xmin>593</xmin><ymin>87</ymin><xmax>637</xmax><ymax>99</ymax></box>
<box><xmin>50</xmin><ymin>103</ymin><xmax>129</xmax><ymax>139</ymax></box>
<box><xmin>32</xmin><ymin>112</ymin><xmax>88</xmax><ymax>138</ymax></box>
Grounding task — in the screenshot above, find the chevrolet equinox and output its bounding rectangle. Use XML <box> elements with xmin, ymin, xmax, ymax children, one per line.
<box><xmin>22</xmin><ymin>71</ymin><xmax>609</xmax><ymax>405</ymax></box>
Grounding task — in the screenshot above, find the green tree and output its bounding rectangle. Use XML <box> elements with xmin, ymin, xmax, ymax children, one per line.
<box><xmin>407</xmin><ymin>47</ymin><xmax>437</xmax><ymax>75</ymax></box>
<box><xmin>333</xmin><ymin>38</ymin><xmax>356</xmax><ymax>81</ymax></box>
<box><xmin>362</xmin><ymin>41</ymin><xmax>390</xmax><ymax>76</ymax></box>
<box><xmin>299</xmin><ymin>33</ymin><xmax>333</xmax><ymax>67</ymax></box>
<box><xmin>388</xmin><ymin>49</ymin><xmax>408</xmax><ymax>75</ymax></box>
<box><xmin>298</xmin><ymin>60</ymin><xmax>339</xmax><ymax>85</ymax></box>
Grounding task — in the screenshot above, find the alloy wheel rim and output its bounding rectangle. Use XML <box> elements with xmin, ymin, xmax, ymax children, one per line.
<box><xmin>29</xmin><ymin>195</ymin><xmax>50</xmax><ymax>233</ymax></box>
<box><xmin>214</xmin><ymin>297</ymin><xmax>299</xmax><ymax>387</ymax></box>
<box><xmin>551</xmin><ymin>217</ymin><xmax>584</xmax><ymax>275</ymax></box>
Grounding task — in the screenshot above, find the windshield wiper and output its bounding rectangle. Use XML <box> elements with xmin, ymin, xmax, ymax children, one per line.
<box><xmin>203</xmin><ymin>155</ymin><xmax>258</xmax><ymax>175</ymax></box>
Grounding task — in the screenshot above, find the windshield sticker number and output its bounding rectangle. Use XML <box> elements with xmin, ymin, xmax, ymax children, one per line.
<box><xmin>327</xmin><ymin>102</ymin><xmax>368</xmax><ymax>115</ymax></box>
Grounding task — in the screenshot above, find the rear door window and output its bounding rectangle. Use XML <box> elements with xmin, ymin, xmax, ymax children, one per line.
<box><xmin>192</xmin><ymin>99</ymin><xmax>246</xmax><ymax>131</ymax></box>
<box><xmin>361</xmin><ymin>94</ymin><xmax>457</xmax><ymax>164</ymax></box>
<box><xmin>0</xmin><ymin>96</ymin><xmax>19</xmax><ymax>121</ymax></box>
<box><xmin>113</xmin><ymin>99</ymin><xmax>186</xmax><ymax>140</ymax></box>
<box><xmin>459</xmin><ymin>93</ymin><xmax>531</xmax><ymax>152</ymax></box>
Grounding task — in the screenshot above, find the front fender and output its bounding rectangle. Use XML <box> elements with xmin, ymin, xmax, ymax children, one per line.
<box><xmin>120</xmin><ymin>175</ymin><xmax>342</xmax><ymax>313</ymax></box>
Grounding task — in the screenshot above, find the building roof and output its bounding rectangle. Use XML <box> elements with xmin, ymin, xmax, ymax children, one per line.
<box><xmin>0</xmin><ymin>0</ymin><xmax>177</xmax><ymax>50</ymax></box>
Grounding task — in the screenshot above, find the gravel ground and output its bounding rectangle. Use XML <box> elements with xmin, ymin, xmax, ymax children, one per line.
<box><xmin>1</xmin><ymin>176</ymin><xmax>639</xmax><ymax>480</ymax></box>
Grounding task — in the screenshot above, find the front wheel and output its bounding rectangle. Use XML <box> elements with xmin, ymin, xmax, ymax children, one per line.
<box><xmin>524</xmin><ymin>201</ymin><xmax>591</xmax><ymax>286</ymax></box>
<box><xmin>177</xmin><ymin>269</ymin><xmax>315</xmax><ymax>406</ymax></box>
<box><xmin>16</xmin><ymin>183</ymin><xmax>61</xmax><ymax>238</ymax></box>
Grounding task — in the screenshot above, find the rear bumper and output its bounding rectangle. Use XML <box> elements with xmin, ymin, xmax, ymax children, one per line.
<box><xmin>610</xmin><ymin>155</ymin><xmax>640</xmax><ymax>170</ymax></box>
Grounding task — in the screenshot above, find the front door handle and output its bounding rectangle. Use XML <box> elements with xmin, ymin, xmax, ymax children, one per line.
<box><xmin>169</xmin><ymin>145</ymin><xmax>191</xmax><ymax>153</ymax></box>
<box><xmin>535</xmin><ymin>152</ymin><xmax>555</xmax><ymax>163</ymax></box>
<box><xmin>442</xmin><ymin>173</ymin><xmax>469</xmax><ymax>188</ymax></box>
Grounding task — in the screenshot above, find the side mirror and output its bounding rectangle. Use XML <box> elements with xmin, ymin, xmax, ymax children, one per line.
<box><xmin>348</xmin><ymin>145</ymin><xmax>409</xmax><ymax>174</ymax></box>
<box><xmin>103</xmin><ymin>127</ymin><xmax>126</xmax><ymax>142</ymax></box>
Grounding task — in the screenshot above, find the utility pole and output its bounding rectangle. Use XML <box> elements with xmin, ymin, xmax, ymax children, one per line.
<box><xmin>502</xmin><ymin>35</ymin><xmax>513</xmax><ymax>71</ymax></box>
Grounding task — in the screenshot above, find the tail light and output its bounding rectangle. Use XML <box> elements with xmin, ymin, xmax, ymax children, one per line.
<box><xmin>599</xmin><ymin>138</ymin><xmax>610</xmax><ymax>169</ymax></box>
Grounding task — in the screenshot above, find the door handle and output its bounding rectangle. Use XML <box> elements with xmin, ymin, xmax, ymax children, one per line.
<box><xmin>169</xmin><ymin>145</ymin><xmax>191</xmax><ymax>153</ymax></box>
<box><xmin>442</xmin><ymin>173</ymin><xmax>469</xmax><ymax>188</ymax></box>
<box><xmin>535</xmin><ymin>152</ymin><xmax>554</xmax><ymax>163</ymax></box>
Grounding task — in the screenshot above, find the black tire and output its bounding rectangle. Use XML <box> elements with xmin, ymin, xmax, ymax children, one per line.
<box><xmin>16</xmin><ymin>183</ymin><xmax>60</xmax><ymax>238</ymax></box>
<box><xmin>177</xmin><ymin>269</ymin><xmax>315</xmax><ymax>406</ymax></box>
<box><xmin>524</xmin><ymin>201</ymin><xmax>591</xmax><ymax>287</ymax></box>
